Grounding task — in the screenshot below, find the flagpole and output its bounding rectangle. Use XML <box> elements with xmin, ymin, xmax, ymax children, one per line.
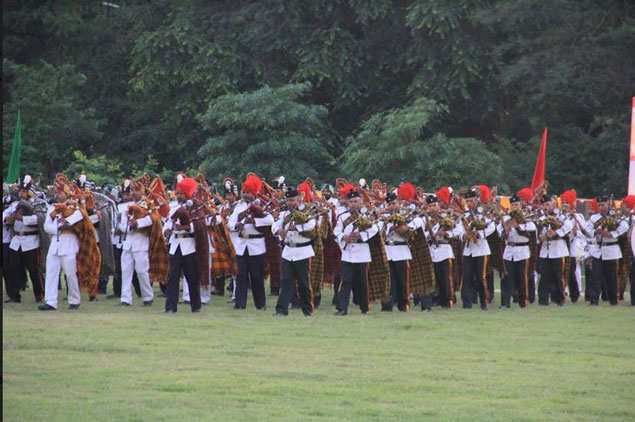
<box><xmin>628</xmin><ymin>98</ymin><xmax>635</xmax><ymax>194</ymax></box>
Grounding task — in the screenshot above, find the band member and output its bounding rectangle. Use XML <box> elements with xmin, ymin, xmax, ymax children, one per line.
<box><xmin>6</xmin><ymin>175</ymin><xmax>45</xmax><ymax>303</ymax></box>
<box><xmin>163</xmin><ymin>177</ymin><xmax>202</xmax><ymax>313</ymax></box>
<box><xmin>38</xmin><ymin>185</ymin><xmax>84</xmax><ymax>310</ymax></box>
<box><xmin>271</xmin><ymin>188</ymin><xmax>316</xmax><ymax>316</ymax></box>
<box><xmin>537</xmin><ymin>195</ymin><xmax>573</xmax><ymax>306</ymax></box>
<box><xmin>517</xmin><ymin>187</ymin><xmax>538</xmax><ymax>302</ymax></box>
<box><xmin>498</xmin><ymin>194</ymin><xmax>536</xmax><ymax>308</ymax></box>
<box><xmin>587</xmin><ymin>194</ymin><xmax>628</xmax><ymax>305</ymax></box>
<box><xmin>458</xmin><ymin>188</ymin><xmax>496</xmax><ymax>310</ymax></box>
<box><xmin>560</xmin><ymin>190</ymin><xmax>586</xmax><ymax>303</ymax></box>
<box><xmin>227</xmin><ymin>174</ymin><xmax>274</xmax><ymax>310</ymax></box>
<box><xmin>427</xmin><ymin>195</ymin><xmax>459</xmax><ymax>308</ymax></box>
<box><xmin>333</xmin><ymin>188</ymin><xmax>378</xmax><ymax>315</ymax></box>
<box><xmin>118</xmin><ymin>185</ymin><xmax>155</xmax><ymax>307</ymax></box>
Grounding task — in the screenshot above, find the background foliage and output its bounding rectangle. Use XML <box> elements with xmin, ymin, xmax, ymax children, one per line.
<box><xmin>3</xmin><ymin>0</ymin><xmax>634</xmax><ymax>196</ymax></box>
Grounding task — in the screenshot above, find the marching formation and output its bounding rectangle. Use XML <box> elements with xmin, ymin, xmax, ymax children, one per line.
<box><xmin>3</xmin><ymin>172</ymin><xmax>635</xmax><ymax>315</ymax></box>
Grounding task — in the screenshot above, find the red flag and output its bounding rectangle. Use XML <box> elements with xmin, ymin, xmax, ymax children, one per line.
<box><xmin>531</xmin><ymin>127</ymin><xmax>548</xmax><ymax>190</ymax></box>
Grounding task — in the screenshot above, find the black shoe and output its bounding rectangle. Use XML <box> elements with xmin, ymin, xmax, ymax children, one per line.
<box><xmin>89</xmin><ymin>296</ymin><xmax>98</xmax><ymax>302</ymax></box>
<box><xmin>164</xmin><ymin>309</ymin><xmax>176</xmax><ymax>313</ymax></box>
<box><xmin>480</xmin><ymin>304</ymin><xmax>488</xmax><ymax>311</ymax></box>
<box><xmin>143</xmin><ymin>300</ymin><xmax>153</xmax><ymax>306</ymax></box>
<box><xmin>201</xmin><ymin>301</ymin><xmax>209</xmax><ymax>306</ymax></box>
<box><xmin>258</xmin><ymin>306</ymin><xmax>267</xmax><ymax>311</ymax></box>
<box><xmin>211</xmin><ymin>291</ymin><xmax>224</xmax><ymax>296</ymax></box>
<box><xmin>273</xmin><ymin>312</ymin><xmax>287</xmax><ymax>317</ymax></box>
<box><xmin>119</xmin><ymin>302</ymin><xmax>131</xmax><ymax>306</ymax></box>
<box><xmin>5</xmin><ymin>297</ymin><xmax>21</xmax><ymax>303</ymax></box>
<box><xmin>233</xmin><ymin>305</ymin><xmax>245</xmax><ymax>310</ymax></box>
<box><xmin>68</xmin><ymin>304</ymin><xmax>80</xmax><ymax>310</ymax></box>
<box><xmin>192</xmin><ymin>309</ymin><xmax>201</xmax><ymax>313</ymax></box>
<box><xmin>335</xmin><ymin>310</ymin><xmax>347</xmax><ymax>316</ymax></box>
<box><xmin>361</xmin><ymin>311</ymin><xmax>369</xmax><ymax>315</ymax></box>
<box><xmin>38</xmin><ymin>303</ymin><xmax>56</xmax><ymax>311</ymax></box>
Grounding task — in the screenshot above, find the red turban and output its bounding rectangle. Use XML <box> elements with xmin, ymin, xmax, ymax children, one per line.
<box><xmin>478</xmin><ymin>185</ymin><xmax>491</xmax><ymax>202</ymax></box>
<box><xmin>622</xmin><ymin>195</ymin><xmax>635</xmax><ymax>210</ymax></box>
<box><xmin>175</xmin><ymin>177</ymin><xmax>198</xmax><ymax>199</ymax></box>
<box><xmin>339</xmin><ymin>184</ymin><xmax>355</xmax><ymax>198</ymax></box>
<box><xmin>297</xmin><ymin>182</ymin><xmax>312</xmax><ymax>202</ymax></box>
<box><xmin>241</xmin><ymin>174</ymin><xmax>263</xmax><ymax>195</ymax></box>
<box><xmin>517</xmin><ymin>188</ymin><xmax>534</xmax><ymax>203</ymax></box>
<box><xmin>397</xmin><ymin>183</ymin><xmax>416</xmax><ymax>201</ymax></box>
<box><xmin>436</xmin><ymin>187</ymin><xmax>451</xmax><ymax>204</ymax></box>
<box><xmin>560</xmin><ymin>190</ymin><xmax>577</xmax><ymax>208</ymax></box>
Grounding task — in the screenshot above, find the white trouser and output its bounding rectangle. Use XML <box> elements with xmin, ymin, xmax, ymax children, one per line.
<box><xmin>182</xmin><ymin>254</ymin><xmax>213</xmax><ymax>303</ymax></box>
<box><xmin>182</xmin><ymin>279</ymin><xmax>211</xmax><ymax>304</ymax></box>
<box><xmin>121</xmin><ymin>250</ymin><xmax>154</xmax><ymax>303</ymax></box>
<box><xmin>45</xmin><ymin>253</ymin><xmax>80</xmax><ymax>308</ymax></box>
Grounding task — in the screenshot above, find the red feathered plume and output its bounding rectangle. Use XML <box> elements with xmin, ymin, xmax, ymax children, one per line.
<box><xmin>436</xmin><ymin>187</ymin><xmax>451</xmax><ymax>204</ymax></box>
<box><xmin>241</xmin><ymin>174</ymin><xmax>263</xmax><ymax>195</ymax></box>
<box><xmin>339</xmin><ymin>184</ymin><xmax>356</xmax><ymax>198</ymax></box>
<box><xmin>589</xmin><ymin>198</ymin><xmax>598</xmax><ymax>213</ymax></box>
<box><xmin>622</xmin><ymin>195</ymin><xmax>635</xmax><ymax>210</ymax></box>
<box><xmin>517</xmin><ymin>188</ymin><xmax>534</xmax><ymax>203</ymax></box>
<box><xmin>397</xmin><ymin>183</ymin><xmax>416</xmax><ymax>201</ymax></box>
<box><xmin>560</xmin><ymin>190</ymin><xmax>577</xmax><ymax>209</ymax></box>
<box><xmin>176</xmin><ymin>177</ymin><xmax>198</xmax><ymax>199</ymax></box>
<box><xmin>478</xmin><ymin>185</ymin><xmax>491</xmax><ymax>202</ymax></box>
<box><xmin>297</xmin><ymin>182</ymin><xmax>312</xmax><ymax>202</ymax></box>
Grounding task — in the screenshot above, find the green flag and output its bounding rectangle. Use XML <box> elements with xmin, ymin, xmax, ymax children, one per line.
<box><xmin>6</xmin><ymin>110</ymin><xmax>22</xmax><ymax>183</ymax></box>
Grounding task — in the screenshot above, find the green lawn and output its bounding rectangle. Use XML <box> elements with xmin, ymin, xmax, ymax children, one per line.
<box><xmin>3</xmin><ymin>284</ymin><xmax>634</xmax><ymax>422</ymax></box>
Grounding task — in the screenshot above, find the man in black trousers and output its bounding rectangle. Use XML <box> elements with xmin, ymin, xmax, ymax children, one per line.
<box><xmin>163</xmin><ymin>177</ymin><xmax>201</xmax><ymax>313</ymax></box>
<box><xmin>271</xmin><ymin>187</ymin><xmax>316</xmax><ymax>316</ymax></box>
<box><xmin>227</xmin><ymin>174</ymin><xmax>274</xmax><ymax>310</ymax></box>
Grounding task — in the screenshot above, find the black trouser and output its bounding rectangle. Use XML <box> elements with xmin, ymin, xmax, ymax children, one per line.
<box><xmin>8</xmin><ymin>247</ymin><xmax>44</xmax><ymax>302</ymax></box>
<box><xmin>538</xmin><ymin>258</ymin><xmax>565</xmax><ymax>305</ymax></box>
<box><xmin>235</xmin><ymin>250</ymin><xmax>266</xmax><ymax>309</ymax></box>
<box><xmin>165</xmin><ymin>247</ymin><xmax>201</xmax><ymax>312</ymax></box>
<box><xmin>461</xmin><ymin>256</ymin><xmax>487</xmax><ymax>308</ymax></box>
<box><xmin>601</xmin><ymin>258</ymin><xmax>619</xmax><ymax>305</ymax></box>
<box><xmin>630</xmin><ymin>256</ymin><xmax>635</xmax><ymax>306</ymax></box>
<box><xmin>213</xmin><ymin>276</ymin><xmax>225</xmax><ymax>296</ymax></box>
<box><xmin>339</xmin><ymin>262</ymin><xmax>369</xmax><ymax>314</ymax></box>
<box><xmin>434</xmin><ymin>259</ymin><xmax>453</xmax><ymax>308</ymax></box>
<box><xmin>486</xmin><ymin>270</ymin><xmax>495</xmax><ymax>304</ymax></box>
<box><xmin>389</xmin><ymin>260</ymin><xmax>409</xmax><ymax>311</ymax></box>
<box><xmin>567</xmin><ymin>258</ymin><xmax>580</xmax><ymax>303</ymax></box>
<box><xmin>332</xmin><ymin>273</ymin><xmax>342</xmax><ymax>308</ymax></box>
<box><xmin>503</xmin><ymin>259</ymin><xmax>529</xmax><ymax>307</ymax></box>
<box><xmin>587</xmin><ymin>258</ymin><xmax>604</xmax><ymax>305</ymax></box>
<box><xmin>3</xmin><ymin>243</ymin><xmax>12</xmax><ymax>298</ymax></box>
<box><xmin>276</xmin><ymin>258</ymin><xmax>313</xmax><ymax>315</ymax></box>
<box><xmin>113</xmin><ymin>247</ymin><xmax>141</xmax><ymax>297</ymax></box>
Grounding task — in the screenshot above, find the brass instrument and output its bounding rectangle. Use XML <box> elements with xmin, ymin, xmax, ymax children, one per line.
<box><xmin>461</xmin><ymin>213</ymin><xmax>488</xmax><ymax>244</ymax></box>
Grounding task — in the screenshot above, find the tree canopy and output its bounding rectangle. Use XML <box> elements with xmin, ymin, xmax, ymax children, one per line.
<box><xmin>3</xmin><ymin>0</ymin><xmax>634</xmax><ymax>196</ymax></box>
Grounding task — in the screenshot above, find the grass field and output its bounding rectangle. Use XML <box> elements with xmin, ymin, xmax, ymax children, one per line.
<box><xmin>3</xmin><ymin>284</ymin><xmax>634</xmax><ymax>422</ymax></box>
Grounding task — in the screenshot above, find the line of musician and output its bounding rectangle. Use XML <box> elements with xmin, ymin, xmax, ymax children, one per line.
<box><xmin>3</xmin><ymin>173</ymin><xmax>635</xmax><ymax>313</ymax></box>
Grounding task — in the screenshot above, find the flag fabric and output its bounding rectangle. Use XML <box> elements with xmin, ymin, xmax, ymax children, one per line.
<box><xmin>6</xmin><ymin>110</ymin><xmax>22</xmax><ymax>184</ymax></box>
<box><xmin>531</xmin><ymin>127</ymin><xmax>548</xmax><ymax>190</ymax></box>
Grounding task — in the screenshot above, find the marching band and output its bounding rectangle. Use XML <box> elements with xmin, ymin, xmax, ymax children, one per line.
<box><xmin>3</xmin><ymin>172</ymin><xmax>634</xmax><ymax>314</ymax></box>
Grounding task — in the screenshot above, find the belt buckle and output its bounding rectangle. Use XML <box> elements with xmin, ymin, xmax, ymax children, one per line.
<box><xmin>388</xmin><ymin>241</ymin><xmax>394</xmax><ymax>246</ymax></box>
<box><xmin>240</xmin><ymin>232</ymin><xmax>249</xmax><ymax>239</ymax></box>
<box><xmin>289</xmin><ymin>241</ymin><xmax>296</xmax><ymax>247</ymax></box>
